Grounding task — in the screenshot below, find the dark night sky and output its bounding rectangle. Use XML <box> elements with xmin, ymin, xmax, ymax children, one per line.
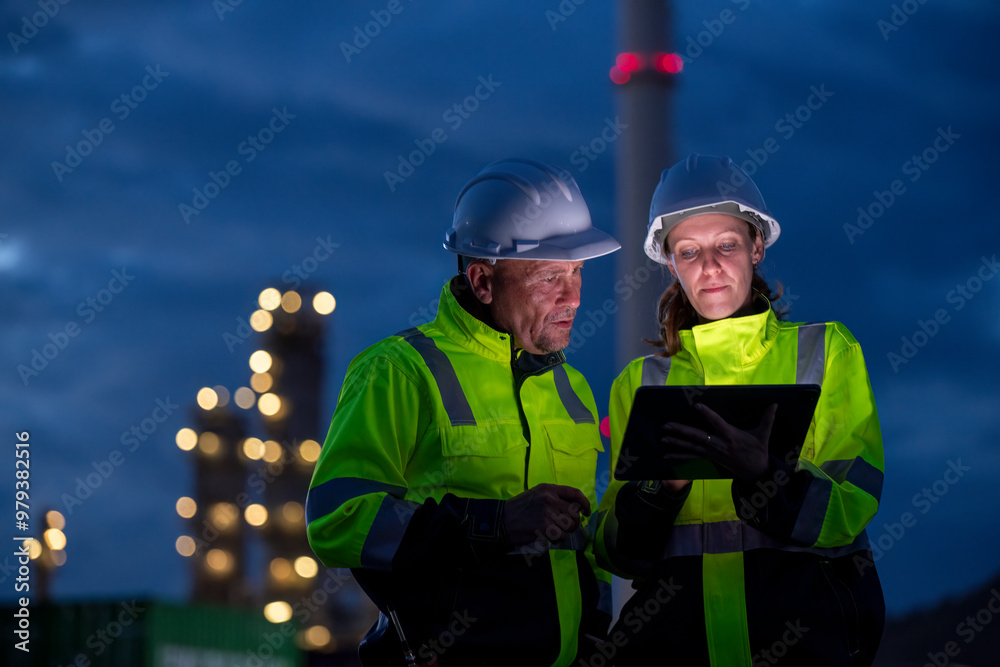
<box><xmin>2</xmin><ymin>0</ymin><xmax>998</xmax><ymax>621</ymax></box>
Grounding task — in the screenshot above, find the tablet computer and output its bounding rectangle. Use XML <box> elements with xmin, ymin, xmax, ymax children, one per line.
<box><xmin>614</xmin><ymin>384</ymin><xmax>821</xmax><ymax>481</ymax></box>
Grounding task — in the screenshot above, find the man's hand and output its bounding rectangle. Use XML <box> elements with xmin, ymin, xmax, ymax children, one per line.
<box><xmin>502</xmin><ymin>483</ymin><xmax>591</xmax><ymax>546</ymax></box>
<box><xmin>660</xmin><ymin>403</ymin><xmax>778</xmax><ymax>480</ymax></box>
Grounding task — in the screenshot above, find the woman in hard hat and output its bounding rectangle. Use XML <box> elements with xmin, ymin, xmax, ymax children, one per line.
<box><xmin>594</xmin><ymin>154</ymin><xmax>885</xmax><ymax>666</ymax></box>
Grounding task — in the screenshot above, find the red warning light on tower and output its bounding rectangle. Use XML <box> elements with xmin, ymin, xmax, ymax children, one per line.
<box><xmin>611</xmin><ymin>52</ymin><xmax>682</xmax><ymax>84</ymax></box>
<box><xmin>654</xmin><ymin>53</ymin><xmax>684</xmax><ymax>74</ymax></box>
<box><xmin>609</xmin><ymin>66</ymin><xmax>631</xmax><ymax>85</ymax></box>
<box><xmin>616</xmin><ymin>52</ymin><xmax>641</xmax><ymax>73</ymax></box>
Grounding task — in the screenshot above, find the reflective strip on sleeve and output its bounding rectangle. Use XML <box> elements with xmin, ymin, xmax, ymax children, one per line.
<box><xmin>790</xmin><ymin>475</ymin><xmax>833</xmax><ymax>546</ymax></box>
<box><xmin>553</xmin><ymin>525</ymin><xmax>589</xmax><ymax>551</ymax></box>
<box><xmin>819</xmin><ymin>459</ymin><xmax>853</xmax><ymax>482</ymax></box>
<box><xmin>745</xmin><ymin>523</ymin><xmax>870</xmax><ymax>556</ymax></box>
<box><xmin>305</xmin><ymin>477</ymin><xmax>408</xmax><ymax>525</ymax></box>
<box><xmin>640</xmin><ymin>354</ymin><xmax>672</xmax><ymax>386</ymax></box>
<box><xmin>821</xmin><ymin>457</ymin><xmax>884</xmax><ymax>502</ymax></box>
<box><xmin>588</xmin><ymin>510</ymin><xmax>606</xmax><ymax>541</ymax></box>
<box><xmin>661</xmin><ymin>521</ymin><xmax>871</xmax><ymax>559</ymax></box>
<box><xmin>596</xmin><ymin>579</ymin><xmax>613</xmax><ymax>616</ymax></box>
<box><xmin>507</xmin><ymin>524</ymin><xmax>591</xmax><ymax>555</ymax></box>
<box><xmin>552</xmin><ymin>366</ymin><xmax>595</xmax><ymax>424</ymax></box>
<box><xmin>795</xmin><ymin>324</ymin><xmax>826</xmax><ymax>386</ymax></box>
<box><xmin>845</xmin><ymin>457</ymin><xmax>884</xmax><ymax>502</ymax></box>
<box><xmin>359</xmin><ymin>495</ymin><xmax>420</xmax><ymax>571</ymax></box>
<box><xmin>397</xmin><ymin>328</ymin><xmax>477</xmax><ymax>426</ymax></box>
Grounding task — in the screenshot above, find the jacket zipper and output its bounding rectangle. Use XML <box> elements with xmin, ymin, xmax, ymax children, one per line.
<box><xmin>511</xmin><ymin>342</ymin><xmax>532</xmax><ymax>491</ymax></box>
<box><xmin>510</xmin><ymin>342</ymin><xmax>563</xmax><ymax>492</ymax></box>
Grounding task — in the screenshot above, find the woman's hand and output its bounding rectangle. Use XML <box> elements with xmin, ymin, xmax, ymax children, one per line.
<box><xmin>659</xmin><ymin>479</ymin><xmax>692</xmax><ymax>494</ymax></box>
<box><xmin>661</xmin><ymin>403</ymin><xmax>777</xmax><ymax>479</ymax></box>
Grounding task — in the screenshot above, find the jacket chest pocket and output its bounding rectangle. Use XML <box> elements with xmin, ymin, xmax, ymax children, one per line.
<box><xmin>438</xmin><ymin>423</ymin><xmax>526</xmax><ymax>498</ymax></box>
<box><xmin>543</xmin><ymin>422</ymin><xmax>603</xmax><ymax>491</ymax></box>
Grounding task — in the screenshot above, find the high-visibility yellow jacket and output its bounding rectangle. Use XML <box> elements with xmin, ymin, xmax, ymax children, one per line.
<box><xmin>306</xmin><ymin>278</ymin><xmax>611</xmax><ymax>666</ymax></box>
<box><xmin>596</xmin><ymin>306</ymin><xmax>885</xmax><ymax>666</ymax></box>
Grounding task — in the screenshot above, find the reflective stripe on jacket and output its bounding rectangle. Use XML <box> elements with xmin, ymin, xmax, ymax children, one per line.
<box><xmin>596</xmin><ymin>306</ymin><xmax>885</xmax><ymax>666</ymax></box>
<box><xmin>306</xmin><ymin>278</ymin><xmax>611</xmax><ymax>666</ymax></box>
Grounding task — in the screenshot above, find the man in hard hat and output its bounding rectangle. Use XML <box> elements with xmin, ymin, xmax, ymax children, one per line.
<box><xmin>306</xmin><ymin>159</ymin><xmax>620</xmax><ymax>666</ymax></box>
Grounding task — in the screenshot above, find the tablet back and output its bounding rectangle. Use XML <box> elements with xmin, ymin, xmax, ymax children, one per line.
<box><xmin>614</xmin><ymin>384</ymin><xmax>821</xmax><ymax>480</ymax></box>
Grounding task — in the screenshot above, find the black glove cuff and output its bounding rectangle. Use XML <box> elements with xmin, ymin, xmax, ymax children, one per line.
<box><xmin>465</xmin><ymin>498</ymin><xmax>506</xmax><ymax>543</ymax></box>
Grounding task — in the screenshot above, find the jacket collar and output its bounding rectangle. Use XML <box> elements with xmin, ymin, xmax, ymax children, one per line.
<box><xmin>433</xmin><ymin>277</ymin><xmax>566</xmax><ymax>373</ymax></box>
<box><xmin>677</xmin><ymin>299</ymin><xmax>780</xmax><ymax>375</ymax></box>
<box><xmin>430</xmin><ymin>277</ymin><xmax>517</xmax><ymax>362</ymax></box>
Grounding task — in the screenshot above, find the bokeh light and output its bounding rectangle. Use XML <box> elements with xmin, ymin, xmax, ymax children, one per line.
<box><xmin>281</xmin><ymin>291</ymin><xmax>302</xmax><ymax>313</ymax></box>
<box><xmin>259</xmin><ymin>288</ymin><xmax>281</xmax><ymax>311</ymax></box>
<box><xmin>196</xmin><ymin>387</ymin><xmax>218</xmax><ymax>410</ymax></box>
<box><xmin>234</xmin><ymin>387</ymin><xmax>256</xmax><ymax>409</ymax></box>
<box><xmin>176</xmin><ymin>497</ymin><xmax>197</xmax><ymax>519</ymax></box>
<box><xmin>313</xmin><ymin>292</ymin><xmax>336</xmax><ymax>315</ymax></box>
<box><xmin>263</xmin><ymin>601</ymin><xmax>292</xmax><ymax>623</ymax></box>
<box><xmin>250</xmin><ymin>309</ymin><xmax>273</xmax><ymax>332</ymax></box>
<box><xmin>249</xmin><ymin>350</ymin><xmax>272</xmax><ymax>374</ymax></box>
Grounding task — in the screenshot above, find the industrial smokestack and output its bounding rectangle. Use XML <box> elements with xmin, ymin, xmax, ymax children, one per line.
<box><xmin>613</xmin><ymin>0</ymin><xmax>677</xmax><ymax>370</ymax></box>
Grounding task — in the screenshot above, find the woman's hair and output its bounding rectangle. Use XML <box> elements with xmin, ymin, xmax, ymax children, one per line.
<box><xmin>649</xmin><ymin>222</ymin><xmax>786</xmax><ymax>357</ymax></box>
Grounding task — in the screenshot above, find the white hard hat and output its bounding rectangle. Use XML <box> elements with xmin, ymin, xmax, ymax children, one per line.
<box><xmin>645</xmin><ymin>154</ymin><xmax>780</xmax><ymax>265</ymax></box>
<box><xmin>445</xmin><ymin>158</ymin><xmax>620</xmax><ymax>261</ymax></box>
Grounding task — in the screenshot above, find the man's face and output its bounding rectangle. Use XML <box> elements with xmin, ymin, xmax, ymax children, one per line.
<box><xmin>478</xmin><ymin>259</ymin><xmax>583</xmax><ymax>354</ymax></box>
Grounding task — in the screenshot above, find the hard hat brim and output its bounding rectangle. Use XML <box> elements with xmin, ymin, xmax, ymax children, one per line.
<box><xmin>445</xmin><ymin>226</ymin><xmax>621</xmax><ymax>262</ymax></box>
<box><xmin>644</xmin><ymin>202</ymin><xmax>781</xmax><ymax>264</ymax></box>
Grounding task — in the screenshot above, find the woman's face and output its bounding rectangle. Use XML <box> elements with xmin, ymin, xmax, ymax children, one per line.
<box><xmin>665</xmin><ymin>213</ymin><xmax>764</xmax><ymax>323</ymax></box>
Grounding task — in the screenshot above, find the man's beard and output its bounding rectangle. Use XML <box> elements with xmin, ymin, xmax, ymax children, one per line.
<box><xmin>534</xmin><ymin>309</ymin><xmax>576</xmax><ymax>353</ymax></box>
